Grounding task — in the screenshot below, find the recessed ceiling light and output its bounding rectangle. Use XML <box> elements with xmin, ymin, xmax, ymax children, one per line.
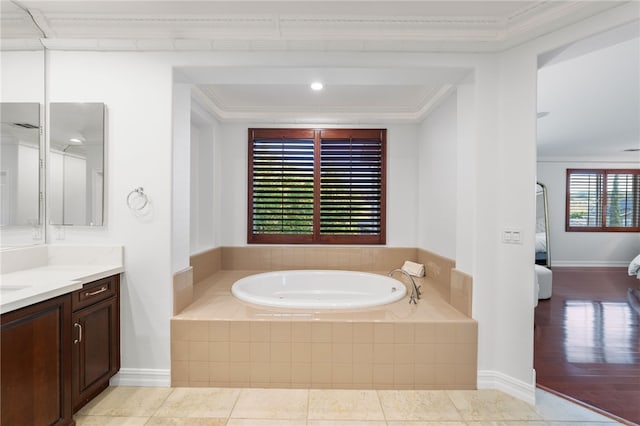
<box><xmin>310</xmin><ymin>82</ymin><xmax>323</xmax><ymax>91</ymax></box>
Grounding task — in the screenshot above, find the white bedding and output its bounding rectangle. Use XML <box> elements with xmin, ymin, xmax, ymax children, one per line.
<box><xmin>629</xmin><ymin>254</ymin><xmax>640</xmax><ymax>279</ymax></box>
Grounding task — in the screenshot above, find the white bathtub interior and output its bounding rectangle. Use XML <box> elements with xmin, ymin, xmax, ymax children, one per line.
<box><xmin>231</xmin><ymin>270</ymin><xmax>407</xmax><ymax>309</ymax></box>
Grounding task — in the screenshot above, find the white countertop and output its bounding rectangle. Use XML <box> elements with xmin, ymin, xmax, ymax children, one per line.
<box><xmin>0</xmin><ymin>245</ymin><xmax>124</xmax><ymax>314</ymax></box>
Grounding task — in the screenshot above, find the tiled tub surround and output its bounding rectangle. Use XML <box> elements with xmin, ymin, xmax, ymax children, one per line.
<box><xmin>181</xmin><ymin>246</ymin><xmax>472</xmax><ymax>317</ymax></box>
<box><xmin>171</xmin><ymin>247</ymin><xmax>476</xmax><ymax>390</ymax></box>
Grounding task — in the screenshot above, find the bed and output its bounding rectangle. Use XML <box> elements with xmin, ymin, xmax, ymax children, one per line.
<box><xmin>629</xmin><ymin>254</ymin><xmax>640</xmax><ymax>279</ymax></box>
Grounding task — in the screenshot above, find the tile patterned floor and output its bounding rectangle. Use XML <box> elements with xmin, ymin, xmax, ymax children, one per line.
<box><xmin>75</xmin><ymin>386</ymin><xmax>624</xmax><ymax>425</ymax></box>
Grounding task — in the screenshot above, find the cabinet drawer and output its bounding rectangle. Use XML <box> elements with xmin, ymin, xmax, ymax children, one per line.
<box><xmin>72</xmin><ymin>275</ymin><xmax>118</xmax><ymax>311</ymax></box>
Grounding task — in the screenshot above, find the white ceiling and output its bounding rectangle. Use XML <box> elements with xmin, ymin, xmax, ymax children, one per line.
<box><xmin>537</xmin><ymin>23</ymin><xmax>640</xmax><ymax>161</ymax></box>
<box><xmin>2</xmin><ymin>1</ymin><xmax>639</xmax><ymax>160</ymax></box>
<box><xmin>180</xmin><ymin>65</ymin><xmax>470</xmax><ymax>122</ymax></box>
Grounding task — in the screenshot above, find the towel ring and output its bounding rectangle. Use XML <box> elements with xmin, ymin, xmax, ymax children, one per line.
<box><xmin>127</xmin><ymin>187</ymin><xmax>148</xmax><ymax>211</ymax></box>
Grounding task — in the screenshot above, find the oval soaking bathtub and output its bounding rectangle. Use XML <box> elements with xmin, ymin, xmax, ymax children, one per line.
<box><xmin>231</xmin><ymin>270</ymin><xmax>407</xmax><ymax>309</ymax></box>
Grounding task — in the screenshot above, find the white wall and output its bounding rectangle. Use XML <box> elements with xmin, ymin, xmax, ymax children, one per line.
<box><xmin>417</xmin><ymin>94</ymin><xmax>457</xmax><ymax>259</ymax></box>
<box><xmin>172</xmin><ymin>82</ymin><xmax>191</xmax><ymax>274</ymax></box>
<box><xmin>218</xmin><ymin>122</ymin><xmax>419</xmax><ymax>247</ymax></box>
<box><xmin>455</xmin><ymin>77</ymin><xmax>478</xmax><ymax>274</ymax></box>
<box><xmin>537</xmin><ymin>160</ymin><xmax>640</xmax><ymax>266</ymax></box>
<box><xmin>1</xmin><ymin>51</ymin><xmax>44</xmax><ymax>102</ymax></box>
<box><xmin>490</xmin><ymin>46</ymin><xmax>538</xmax><ymax>393</ymax></box>
<box><xmin>48</xmin><ymin>52</ymin><xmax>175</xmax><ymax>382</ymax></box>
<box><xmin>190</xmin><ymin>101</ymin><xmax>219</xmax><ymax>254</ymax></box>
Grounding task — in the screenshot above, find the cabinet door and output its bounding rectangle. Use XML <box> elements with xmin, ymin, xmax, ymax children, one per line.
<box><xmin>1</xmin><ymin>294</ymin><xmax>73</xmax><ymax>426</ymax></box>
<box><xmin>72</xmin><ymin>296</ymin><xmax>120</xmax><ymax>412</ymax></box>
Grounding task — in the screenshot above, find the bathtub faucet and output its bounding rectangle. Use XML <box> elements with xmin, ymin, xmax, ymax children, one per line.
<box><xmin>388</xmin><ymin>269</ymin><xmax>422</xmax><ymax>304</ymax></box>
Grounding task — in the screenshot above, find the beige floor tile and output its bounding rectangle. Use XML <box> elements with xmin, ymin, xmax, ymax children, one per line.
<box><xmin>447</xmin><ymin>389</ymin><xmax>543</xmax><ymax>422</ymax></box>
<box><xmin>153</xmin><ymin>387</ymin><xmax>241</xmax><ymax>418</ymax></box>
<box><xmin>308</xmin><ymin>389</ymin><xmax>385</xmax><ymax>421</ymax></box>
<box><xmin>533</xmin><ymin>389</ymin><xmax>619</xmax><ymax>423</ymax></box>
<box><xmin>465</xmin><ymin>423</ymin><xmax>622</xmax><ymax>426</ymax></box>
<box><xmin>76</xmin><ymin>386</ymin><xmax>173</xmax><ymax>417</ymax></box>
<box><xmin>537</xmin><ymin>423</ymin><xmax>622</xmax><ymax>426</ymax></box>
<box><xmin>144</xmin><ymin>418</ymin><xmax>227</xmax><ymax>425</ymax></box>
<box><xmin>74</xmin><ymin>416</ymin><xmax>149</xmax><ymax>425</ymax></box>
<box><xmin>231</xmin><ymin>388</ymin><xmax>309</xmax><ymax>419</ymax></box>
<box><xmin>308</xmin><ymin>421</ymin><xmax>387</xmax><ymax>426</ymax></box>
<box><xmin>73</xmin><ymin>386</ymin><xmax>627</xmax><ymax>425</ymax></box>
<box><xmin>226</xmin><ymin>420</ymin><xmax>306</xmax><ymax>426</ymax></box>
<box><xmin>387</xmin><ymin>422</ymin><xmax>467</xmax><ymax>426</ymax></box>
<box><xmin>378</xmin><ymin>390</ymin><xmax>462</xmax><ymax>421</ymax></box>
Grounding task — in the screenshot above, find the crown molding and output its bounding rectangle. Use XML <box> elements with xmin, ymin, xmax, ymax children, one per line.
<box><xmin>413</xmin><ymin>84</ymin><xmax>456</xmax><ymax>122</ymax></box>
<box><xmin>2</xmin><ymin>1</ymin><xmax>625</xmax><ymax>52</ymax></box>
<box><xmin>191</xmin><ymin>85</ymin><xmax>443</xmax><ymax>124</ymax></box>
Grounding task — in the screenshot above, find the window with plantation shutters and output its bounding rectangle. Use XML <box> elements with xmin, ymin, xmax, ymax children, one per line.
<box><xmin>248</xmin><ymin>128</ymin><xmax>386</xmax><ymax>244</ymax></box>
<box><xmin>566</xmin><ymin>169</ymin><xmax>640</xmax><ymax>232</ymax></box>
<box><xmin>319</xmin><ymin>129</ymin><xmax>385</xmax><ymax>244</ymax></box>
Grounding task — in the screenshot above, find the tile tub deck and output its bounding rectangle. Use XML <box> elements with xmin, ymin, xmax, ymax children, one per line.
<box><xmin>171</xmin><ymin>270</ymin><xmax>477</xmax><ymax>390</ymax></box>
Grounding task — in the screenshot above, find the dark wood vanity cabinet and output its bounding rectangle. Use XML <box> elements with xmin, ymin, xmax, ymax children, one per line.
<box><xmin>71</xmin><ymin>275</ymin><xmax>120</xmax><ymax>413</ymax></box>
<box><xmin>1</xmin><ymin>294</ymin><xmax>74</xmax><ymax>426</ymax></box>
<box><xmin>0</xmin><ymin>274</ymin><xmax>120</xmax><ymax>425</ymax></box>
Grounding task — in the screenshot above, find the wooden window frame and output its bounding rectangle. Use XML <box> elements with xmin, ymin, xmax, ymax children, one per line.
<box><xmin>566</xmin><ymin>168</ymin><xmax>640</xmax><ymax>232</ymax></box>
<box><xmin>248</xmin><ymin>128</ymin><xmax>386</xmax><ymax>245</ymax></box>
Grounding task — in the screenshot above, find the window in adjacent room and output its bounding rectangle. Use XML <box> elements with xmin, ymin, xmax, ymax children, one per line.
<box><xmin>248</xmin><ymin>128</ymin><xmax>386</xmax><ymax>244</ymax></box>
<box><xmin>566</xmin><ymin>169</ymin><xmax>640</xmax><ymax>232</ymax></box>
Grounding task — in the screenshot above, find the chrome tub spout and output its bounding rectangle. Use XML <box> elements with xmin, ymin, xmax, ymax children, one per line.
<box><xmin>388</xmin><ymin>268</ymin><xmax>422</xmax><ymax>304</ymax></box>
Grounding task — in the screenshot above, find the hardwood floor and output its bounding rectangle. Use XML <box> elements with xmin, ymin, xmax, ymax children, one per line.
<box><xmin>534</xmin><ymin>267</ymin><xmax>640</xmax><ymax>425</ymax></box>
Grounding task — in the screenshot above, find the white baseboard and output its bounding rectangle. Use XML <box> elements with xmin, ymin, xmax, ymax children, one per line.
<box><xmin>110</xmin><ymin>368</ymin><xmax>171</xmax><ymax>387</ymax></box>
<box><xmin>477</xmin><ymin>370</ymin><xmax>536</xmax><ymax>405</ymax></box>
<box><xmin>552</xmin><ymin>260</ymin><xmax>629</xmax><ymax>268</ymax></box>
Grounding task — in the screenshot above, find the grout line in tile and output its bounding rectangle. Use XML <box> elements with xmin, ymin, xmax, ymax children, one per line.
<box><xmin>374</xmin><ymin>389</ymin><xmax>387</xmax><ymax>423</ymax></box>
<box><xmin>149</xmin><ymin>387</ymin><xmax>177</xmax><ymax>419</ymax></box>
<box><xmin>226</xmin><ymin>387</ymin><xmax>243</xmax><ymax>422</ymax></box>
<box><xmin>306</xmin><ymin>386</ymin><xmax>311</xmax><ymax>423</ymax></box>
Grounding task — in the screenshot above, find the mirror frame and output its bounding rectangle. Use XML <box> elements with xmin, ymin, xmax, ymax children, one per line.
<box><xmin>536</xmin><ymin>181</ymin><xmax>551</xmax><ymax>268</ymax></box>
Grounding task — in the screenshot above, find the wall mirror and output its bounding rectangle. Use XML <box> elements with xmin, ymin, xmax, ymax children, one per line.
<box><xmin>0</xmin><ymin>102</ymin><xmax>41</xmax><ymax>227</ymax></box>
<box><xmin>535</xmin><ymin>182</ymin><xmax>551</xmax><ymax>268</ymax></box>
<box><xmin>1</xmin><ymin>4</ymin><xmax>46</xmax><ymax>246</ymax></box>
<box><xmin>49</xmin><ymin>102</ymin><xmax>105</xmax><ymax>226</ymax></box>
